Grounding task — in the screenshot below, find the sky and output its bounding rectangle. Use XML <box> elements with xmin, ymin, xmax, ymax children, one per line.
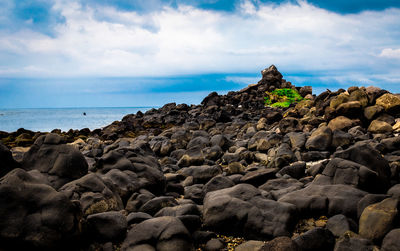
<box><xmin>0</xmin><ymin>0</ymin><xmax>400</xmax><ymax>108</ymax></box>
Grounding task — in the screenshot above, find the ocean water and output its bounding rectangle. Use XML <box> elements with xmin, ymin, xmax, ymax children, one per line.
<box><xmin>0</xmin><ymin>107</ymin><xmax>152</xmax><ymax>133</ymax></box>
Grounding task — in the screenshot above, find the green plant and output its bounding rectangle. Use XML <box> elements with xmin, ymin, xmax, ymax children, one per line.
<box><xmin>264</xmin><ymin>88</ymin><xmax>304</xmax><ymax>108</ymax></box>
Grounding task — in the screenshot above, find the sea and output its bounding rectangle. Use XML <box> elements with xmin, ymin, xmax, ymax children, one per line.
<box><xmin>0</xmin><ymin>107</ymin><xmax>152</xmax><ymax>133</ymax></box>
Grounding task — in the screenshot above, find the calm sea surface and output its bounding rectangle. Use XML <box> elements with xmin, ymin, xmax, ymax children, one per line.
<box><xmin>0</xmin><ymin>107</ymin><xmax>152</xmax><ymax>132</ymax></box>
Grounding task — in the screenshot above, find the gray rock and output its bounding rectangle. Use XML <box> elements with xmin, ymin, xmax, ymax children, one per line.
<box><xmin>0</xmin><ymin>169</ymin><xmax>79</xmax><ymax>249</ymax></box>
<box><xmin>279</xmin><ymin>184</ymin><xmax>367</xmax><ymax>218</ymax></box>
<box><xmin>120</xmin><ymin>216</ymin><xmax>192</xmax><ymax>251</ymax></box>
<box><xmin>178</xmin><ymin>165</ymin><xmax>222</xmax><ymax>184</ymax></box>
<box><xmin>203</xmin><ymin>184</ymin><xmax>296</xmax><ymax>239</ymax></box>
<box><xmin>382</xmin><ymin>228</ymin><xmax>400</xmax><ymax>251</ymax></box>
<box><xmin>305</xmin><ymin>126</ymin><xmax>332</xmax><ymax>151</ymax></box>
<box><xmin>21</xmin><ymin>134</ymin><xmax>88</xmax><ymax>189</ymax></box>
<box><xmin>86</xmin><ymin>211</ymin><xmax>127</xmax><ymax>241</ymax></box>
<box><xmin>293</xmin><ymin>227</ymin><xmax>335</xmax><ymax>251</ymax></box>
<box><xmin>59</xmin><ymin>173</ymin><xmax>123</xmax><ymax>216</ymax></box>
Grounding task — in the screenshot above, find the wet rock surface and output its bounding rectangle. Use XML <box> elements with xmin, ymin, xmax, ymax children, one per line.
<box><xmin>2</xmin><ymin>66</ymin><xmax>400</xmax><ymax>250</ymax></box>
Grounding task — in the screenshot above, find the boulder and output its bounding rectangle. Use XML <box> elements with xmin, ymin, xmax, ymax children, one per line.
<box><xmin>333</xmin><ymin>143</ymin><xmax>391</xmax><ymax>192</ymax></box>
<box><xmin>334</xmin><ymin>234</ymin><xmax>376</xmax><ymax>251</ymax></box>
<box><xmin>203</xmin><ymin>184</ymin><xmax>296</xmax><ymax>239</ymax></box>
<box><xmin>59</xmin><ymin>173</ymin><xmax>123</xmax><ymax>216</ymax></box>
<box><xmin>259</xmin><ymin>177</ymin><xmax>304</xmax><ymax>200</ymax></box>
<box><xmin>0</xmin><ymin>142</ymin><xmax>20</xmax><ymax>177</ymax></box>
<box><xmin>286</xmin><ymin>132</ymin><xmax>306</xmax><ymax>150</ymax></box>
<box><xmin>177</xmin><ymin>147</ymin><xmax>205</xmax><ymax>167</ymax></box>
<box><xmin>336</xmin><ymin>101</ymin><xmax>362</xmax><ymax>117</ymax></box>
<box><xmin>293</xmin><ymin>227</ymin><xmax>335</xmax><ymax>251</ymax></box>
<box><xmin>120</xmin><ymin>216</ymin><xmax>192</xmax><ymax>251</ymax></box>
<box><xmin>279</xmin><ymin>184</ymin><xmax>367</xmax><ymax>218</ymax></box>
<box><xmin>138</xmin><ymin>196</ymin><xmax>178</xmax><ymax>216</ymax></box>
<box><xmin>240</xmin><ymin>168</ymin><xmax>279</xmax><ymax>187</ymax></box>
<box><xmin>368</xmin><ymin>119</ymin><xmax>393</xmax><ymax>133</ymax></box>
<box><xmin>204</xmin><ymin>238</ymin><xmax>224</xmax><ymax>251</ymax></box>
<box><xmin>203</xmin><ymin>176</ymin><xmax>235</xmax><ymax>195</ymax></box>
<box><xmin>127</xmin><ymin>212</ymin><xmax>152</xmax><ymax>225</ymax></box>
<box><xmin>328</xmin><ymin>116</ymin><xmax>359</xmax><ymax>131</ymax></box>
<box><xmin>326</xmin><ymin>214</ymin><xmax>353</xmax><ymax>237</ymax></box>
<box><xmin>279</xmin><ymin>117</ymin><xmax>302</xmax><ymax>134</ymax></box>
<box><xmin>332</xmin><ymin>130</ymin><xmax>352</xmax><ymax>148</ymax></box>
<box><xmin>315</xmin><ymin>158</ymin><xmax>381</xmax><ymax>193</ymax></box>
<box><xmin>21</xmin><ymin>134</ymin><xmax>88</xmax><ymax>189</ymax></box>
<box><xmin>236</xmin><ymin>241</ymin><xmax>265</xmax><ymax>251</ymax></box>
<box><xmin>357</xmin><ymin>194</ymin><xmax>389</xmax><ymax>218</ymax></box>
<box><xmin>178</xmin><ymin>165</ymin><xmax>221</xmax><ymax>184</ymax></box>
<box><xmin>364</xmin><ymin>105</ymin><xmax>384</xmax><ymax>120</ymax></box>
<box><xmin>349</xmin><ymin>89</ymin><xmax>369</xmax><ymax>107</ymax></box>
<box><xmin>277</xmin><ymin>162</ymin><xmax>306</xmax><ymax>180</ymax></box>
<box><xmin>376</xmin><ymin>93</ymin><xmax>400</xmax><ymax>114</ymax></box>
<box><xmin>86</xmin><ymin>211</ymin><xmax>127</xmax><ymax>242</ymax></box>
<box><xmin>102</xmin><ymin>169</ymin><xmax>141</xmax><ymax>201</ymax></box>
<box><xmin>0</xmin><ymin>169</ymin><xmax>79</xmax><ymax>249</ymax></box>
<box><xmin>381</xmin><ymin>228</ymin><xmax>400</xmax><ymax>251</ymax></box>
<box><xmin>305</xmin><ymin>126</ymin><xmax>332</xmax><ymax>151</ymax></box>
<box><xmin>359</xmin><ymin>198</ymin><xmax>398</xmax><ymax>241</ymax></box>
<box><xmin>261</xmin><ymin>236</ymin><xmax>300</xmax><ymax>251</ymax></box>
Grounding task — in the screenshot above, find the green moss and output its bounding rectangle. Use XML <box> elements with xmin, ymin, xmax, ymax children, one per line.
<box><xmin>264</xmin><ymin>88</ymin><xmax>304</xmax><ymax>108</ymax></box>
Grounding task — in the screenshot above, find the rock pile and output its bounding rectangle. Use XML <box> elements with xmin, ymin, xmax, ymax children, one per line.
<box><xmin>2</xmin><ymin>65</ymin><xmax>400</xmax><ymax>250</ymax></box>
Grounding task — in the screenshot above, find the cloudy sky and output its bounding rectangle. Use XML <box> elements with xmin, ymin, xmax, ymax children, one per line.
<box><xmin>0</xmin><ymin>0</ymin><xmax>399</xmax><ymax>108</ymax></box>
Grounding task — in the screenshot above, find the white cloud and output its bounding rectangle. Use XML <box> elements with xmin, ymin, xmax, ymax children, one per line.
<box><xmin>380</xmin><ymin>48</ymin><xmax>400</xmax><ymax>59</ymax></box>
<box><xmin>0</xmin><ymin>0</ymin><xmax>399</xmax><ymax>79</ymax></box>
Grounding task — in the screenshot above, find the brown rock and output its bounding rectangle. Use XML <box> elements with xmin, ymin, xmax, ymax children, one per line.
<box><xmin>328</xmin><ymin>116</ymin><xmax>360</xmax><ymax>131</ymax></box>
<box><xmin>359</xmin><ymin>198</ymin><xmax>398</xmax><ymax>241</ymax></box>
<box><xmin>376</xmin><ymin>94</ymin><xmax>400</xmax><ymax>114</ymax></box>
<box><xmin>368</xmin><ymin>120</ymin><xmax>393</xmax><ymax>134</ymax></box>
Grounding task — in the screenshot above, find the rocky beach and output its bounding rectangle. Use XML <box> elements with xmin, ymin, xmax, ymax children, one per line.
<box><xmin>2</xmin><ymin>65</ymin><xmax>400</xmax><ymax>251</ymax></box>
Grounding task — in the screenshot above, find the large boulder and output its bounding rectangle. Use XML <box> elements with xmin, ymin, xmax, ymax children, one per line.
<box><xmin>203</xmin><ymin>184</ymin><xmax>296</xmax><ymax>239</ymax></box>
<box><xmin>376</xmin><ymin>93</ymin><xmax>400</xmax><ymax>114</ymax></box>
<box><xmin>328</xmin><ymin>116</ymin><xmax>359</xmax><ymax>131</ymax></box>
<box><xmin>279</xmin><ymin>184</ymin><xmax>367</xmax><ymax>219</ymax></box>
<box><xmin>21</xmin><ymin>134</ymin><xmax>88</xmax><ymax>189</ymax></box>
<box><xmin>305</xmin><ymin>126</ymin><xmax>332</xmax><ymax>151</ymax></box>
<box><xmin>0</xmin><ymin>169</ymin><xmax>80</xmax><ymax>249</ymax></box>
<box><xmin>0</xmin><ymin>142</ymin><xmax>20</xmax><ymax>177</ymax></box>
<box><xmin>97</xmin><ymin>146</ymin><xmax>166</xmax><ymax>195</ymax></box>
<box><xmin>368</xmin><ymin>119</ymin><xmax>393</xmax><ymax>133</ymax></box>
<box><xmin>177</xmin><ymin>165</ymin><xmax>222</xmax><ymax>184</ymax></box>
<box><xmin>333</xmin><ymin>143</ymin><xmax>391</xmax><ymax>192</ymax></box>
<box><xmin>59</xmin><ymin>173</ymin><xmax>123</xmax><ymax>216</ymax></box>
<box><xmin>86</xmin><ymin>211</ymin><xmax>127</xmax><ymax>242</ymax></box>
<box><xmin>359</xmin><ymin>198</ymin><xmax>398</xmax><ymax>242</ymax></box>
<box><xmin>293</xmin><ymin>227</ymin><xmax>335</xmax><ymax>251</ymax></box>
<box><xmin>314</xmin><ymin>158</ymin><xmax>382</xmax><ymax>193</ymax></box>
<box><xmin>120</xmin><ymin>216</ymin><xmax>192</xmax><ymax>251</ymax></box>
<box><xmin>382</xmin><ymin>228</ymin><xmax>400</xmax><ymax>251</ymax></box>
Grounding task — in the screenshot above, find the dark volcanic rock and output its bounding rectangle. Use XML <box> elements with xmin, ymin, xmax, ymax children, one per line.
<box><xmin>203</xmin><ymin>184</ymin><xmax>296</xmax><ymax>239</ymax></box>
<box><xmin>305</xmin><ymin>126</ymin><xmax>332</xmax><ymax>151</ymax></box>
<box><xmin>0</xmin><ymin>142</ymin><xmax>20</xmax><ymax>177</ymax></box>
<box><xmin>293</xmin><ymin>227</ymin><xmax>335</xmax><ymax>251</ymax></box>
<box><xmin>382</xmin><ymin>228</ymin><xmax>400</xmax><ymax>251</ymax></box>
<box><xmin>333</xmin><ymin>142</ymin><xmax>391</xmax><ymax>192</ymax></box>
<box><xmin>279</xmin><ymin>184</ymin><xmax>367</xmax><ymax>218</ymax></box>
<box><xmin>314</xmin><ymin>158</ymin><xmax>382</xmax><ymax>193</ymax></box>
<box><xmin>120</xmin><ymin>216</ymin><xmax>192</xmax><ymax>251</ymax></box>
<box><xmin>21</xmin><ymin>134</ymin><xmax>88</xmax><ymax>189</ymax></box>
<box><xmin>59</xmin><ymin>173</ymin><xmax>123</xmax><ymax>216</ymax></box>
<box><xmin>86</xmin><ymin>211</ymin><xmax>127</xmax><ymax>242</ymax></box>
<box><xmin>0</xmin><ymin>169</ymin><xmax>80</xmax><ymax>250</ymax></box>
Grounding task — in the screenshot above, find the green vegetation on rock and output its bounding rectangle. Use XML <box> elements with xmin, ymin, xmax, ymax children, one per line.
<box><xmin>264</xmin><ymin>88</ymin><xmax>304</xmax><ymax>107</ymax></box>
